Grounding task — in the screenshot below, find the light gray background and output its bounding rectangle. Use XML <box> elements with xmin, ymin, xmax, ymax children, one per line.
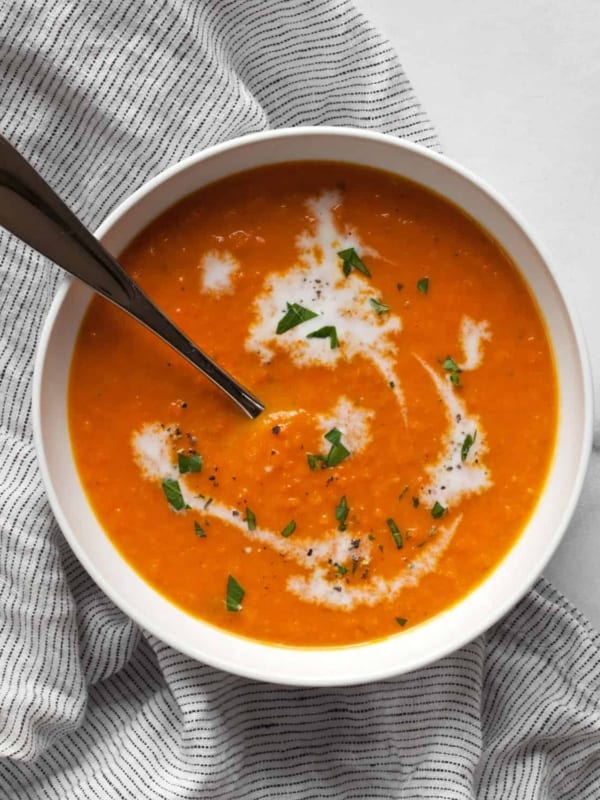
<box><xmin>356</xmin><ymin>0</ymin><xmax>600</xmax><ymax>627</ymax></box>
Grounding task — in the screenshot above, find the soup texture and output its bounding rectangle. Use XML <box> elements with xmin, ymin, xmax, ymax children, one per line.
<box><xmin>69</xmin><ymin>162</ymin><xmax>557</xmax><ymax>647</ymax></box>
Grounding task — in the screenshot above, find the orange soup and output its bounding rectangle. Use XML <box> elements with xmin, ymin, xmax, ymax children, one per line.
<box><xmin>69</xmin><ymin>162</ymin><xmax>557</xmax><ymax>647</ymax></box>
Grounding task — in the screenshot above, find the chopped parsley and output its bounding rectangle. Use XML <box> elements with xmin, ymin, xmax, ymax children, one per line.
<box><xmin>177</xmin><ymin>451</ymin><xmax>202</xmax><ymax>474</ymax></box>
<box><xmin>194</xmin><ymin>521</ymin><xmax>206</xmax><ymax>537</ymax></box>
<box><xmin>369</xmin><ymin>297</ymin><xmax>390</xmax><ymax>315</ymax></box>
<box><xmin>442</xmin><ymin>356</ymin><xmax>462</xmax><ymax>386</ymax></box>
<box><xmin>461</xmin><ymin>430</ymin><xmax>477</xmax><ymax>462</ymax></box>
<box><xmin>281</xmin><ymin>520</ymin><xmax>296</xmax><ymax>538</ymax></box>
<box><xmin>161</xmin><ymin>478</ymin><xmax>188</xmax><ymax>511</ymax></box>
<box><xmin>398</xmin><ymin>486</ymin><xmax>409</xmax><ymax>501</ymax></box>
<box><xmin>307</xmin><ymin>453</ymin><xmax>324</xmax><ymax>471</ymax></box>
<box><xmin>431</xmin><ymin>501</ymin><xmax>446</xmax><ymax>519</ymax></box>
<box><xmin>335</xmin><ymin>563</ymin><xmax>348</xmax><ymax>576</ymax></box>
<box><xmin>338</xmin><ymin>247</ymin><xmax>371</xmax><ymax>278</ymax></box>
<box><xmin>323</xmin><ymin>428</ymin><xmax>350</xmax><ymax>467</ymax></box>
<box><xmin>387</xmin><ymin>518</ymin><xmax>403</xmax><ymax>549</ymax></box>
<box><xmin>276</xmin><ymin>302</ymin><xmax>319</xmax><ymax>334</ymax></box>
<box><xmin>226</xmin><ymin>574</ymin><xmax>245</xmax><ymax>612</ymax></box>
<box><xmin>417</xmin><ymin>277</ymin><xmax>429</xmax><ymax>294</ymax></box>
<box><xmin>395</xmin><ymin>617</ymin><xmax>408</xmax><ymax>627</ymax></box>
<box><xmin>245</xmin><ymin>507</ymin><xmax>256</xmax><ymax>531</ymax></box>
<box><xmin>335</xmin><ymin>495</ymin><xmax>349</xmax><ymax>531</ymax></box>
<box><xmin>306</xmin><ymin>325</ymin><xmax>339</xmax><ymax>349</ymax></box>
<box><xmin>307</xmin><ymin>428</ymin><xmax>350</xmax><ymax>470</ymax></box>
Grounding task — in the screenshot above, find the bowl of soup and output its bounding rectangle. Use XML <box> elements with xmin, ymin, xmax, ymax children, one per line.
<box><xmin>33</xmin><ymin>127</ymin><xmax>592</xmax><ymax>685</ymax></box>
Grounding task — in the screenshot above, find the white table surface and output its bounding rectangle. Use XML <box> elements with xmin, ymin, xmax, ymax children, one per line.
<box><xmin>356</xmin><ymin>0</ymin><xmax>600</xmax><ymax>628</ymax></box>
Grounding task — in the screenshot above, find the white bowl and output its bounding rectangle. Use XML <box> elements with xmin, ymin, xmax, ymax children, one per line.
<box><xmin>33</xmin><ymin>127</ymin><xmax>593</xmax><ymax>686</ymax></box>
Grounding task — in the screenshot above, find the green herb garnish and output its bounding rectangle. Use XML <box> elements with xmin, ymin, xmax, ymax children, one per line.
<box><xmin>178</xmin><ymin>451</ymin><xmax>202</xmax><ymax>474</ymax></box>
<box><xmin>308</xmin><ymin>429</ymin><xmax>350</xmax><ymax>470</ymax></box>
<box><xmin>226</xmin><ymin>574</ymin><xmax>245</xmax><ymax>612</ymax></box>
<box><xmin>162</xmin><ymin>478</ymin><xmax>188</xmax><ymax>511</ymax></box>
<box><xmin>369</xmin><ymin>297</ymin><xmax>390</xmax><ymax>315</ymax></box>
<box><xmin>442</xmin><ymin>356</ymin><xmax>462</xmax><ymax>386</ymax></box>
<box><xmin>387</xmin><ymin>518</ymin><xmax>403</xmax><ymax>549</ymax></box>
<box><xmin>431</xmin><ymin>501</ymin><xmax>446</xmax><ymax>519</ymax></box>
<box><xmin>338</xmin><ymin>247</ymin><xmax>371</xmax><ymax>278</ymax></box>
<box><xmin>335</xmin><ymin>495</ymin><xmax>349</xmax><ymax>531</ymax></box>
<box><xmin>307</xmin><ymin>453</ymin><xmax>324</xmax><ymax>471</ymax></box>
<box><xmin>395</xmin><ymin>617</ymin><xmax>408</xmax><ymax>627</ymax></box>
<box><xmin>306</xmin><ymin>325</ymin><xmax>339</xmax><ymax>349</ymax></box>
<box><xmin>398</xmin><ymin>486</ymin><xmax>409</xmax><ymax>501</ymax></box>
<box><xmin>461</xmin><ymin>430</ymin><xmax>477</xmax><ymax>462</ymax></box>
<box><xmin>281</xmin><ymin>520</ymin><xmax>296</xmax><ymax>538</ymax></box>
<box><xmin>246</xmin><ymin>507</ymin><xmax>256</xmax><ymax>531</ymax></box>
<box><xmin>335</xmin><ymin>563</ymin><xmax>348</xmax><ymax>576</ymax></box>
<box><xmin>417</xmin><ymin>277</ymin><xmax>429</xmax><ymax>294</ymax></box>
<box><xmin>276</xmin><ymin>302</ymin><xmax>319</xmax><ymax>334</ymax></box>
<box><xmin>194</xmin><ymin>521</ymin><xmax>206</xmax><ymax>537</ymax></box>
<box><xmin>324</xmin><ymin>428</ymin><xmax>350</xmax><ymax>467</ymax></box>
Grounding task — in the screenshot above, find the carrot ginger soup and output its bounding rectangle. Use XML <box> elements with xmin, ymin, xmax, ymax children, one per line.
<box><xmin>68</xmin><ymin>162</ymin><xmax>557</xmax><ymax>647</ymax></box>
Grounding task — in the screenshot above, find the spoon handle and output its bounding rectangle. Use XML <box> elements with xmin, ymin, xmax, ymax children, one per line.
<box><xmin>0</xmin><ymin>135</ymin><xmax>264</xmax><ymax>419</ymax></box>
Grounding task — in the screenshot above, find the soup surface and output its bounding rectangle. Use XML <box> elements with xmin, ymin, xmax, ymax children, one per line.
<box><xmin>69</xmin><ymin>162</ymin><xmax>557</xmax><ymax>647</ymax></box>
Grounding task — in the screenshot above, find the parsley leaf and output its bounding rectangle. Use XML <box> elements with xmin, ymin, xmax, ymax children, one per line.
<box><xmin>281</xmin><ymin>520</ymin><xmax>296</xmax><ymax>538</ymax></box>
<box><xmin>387</xmin><ymin>518</ymin><xmax>403</xmax><ymax>549</ymax></box>
<box><xmin>178</xmin><ymin>452</ymin><xmax>202</xmax><ymax>474</ymax></box>
<box><xmin>306</xmin><ymin>325</ymin><xmax>339</xmax><ymax>349</ymax></box>
<box><xmin>335</xmin><ymin>563</ymin><xmax>348</xmax><ymax>576</ymax></box>
<box><xmin>335</xmin><ymin>495</ymin><xmax>349</xmax><ymax>531</ymax></box>
<box><xmin>417</xmin><ymin>277</ymin><xmax>429</xmax><ymax>294</ymax></box>
<box><xmin>307</xmin><ymin>428</ymin><xmax>350</xmax><ymax>470</ymax></box>
<box><xmin>307</xmin><ymin>453</ymin><xmax>325</xmax><ymax>471</ymax></box>
<box><xmin>369</xmin><ymin>297</ymin><xmax>390</xmax><ymax>315</ymax></box>
<box><xmin>442</xmin><ymin>355</ymin><xmax>462</xmax><ymax>386</ymax></box>
<box><xmin>162</xmin><ymin>478</ymin><xmax>188</xmax><ymax>511</ymax></box>
<box><xmin>395</xmin><ymin>617</ymin><xmax>408</xmax><ymax>627</ymax></box>
<box><xmin>226</xmin><ymin>575</ymin><xmax>245</xmax><ymax>612</ymax></box>
<box><xmin>246</xmin><ymin>507</ymin><xmax>256</xmax><ymax>531</ymax></box>
<box><xmin>338</xmin><ymin>247</ymin><xmax>371</xmax><ymax>278</ymax></box>
<box><xmin>194</xmin><ymin>521</ymin><xmax>206</xmax><ymax>537</ymax></box>
<box><xmin>461</xmin><ymin>430</ymin><xmax>477</xmax><ymax>462</ymax></box>
<box><xmin>325</xmin><ymin>428</ymin><xmax>343</xmax><ymax>445</ymax></box>
<box><xmin>324</xmin><ymin>428</ymin><xmax>350</xmax><ymax>467</ymax></box>
<box><xmin>431</xmin><ymin>501</ymin><xmax>446</xmax><ymax>519</ymax></box>
<box><xmin>276</xmin><ymin>302</ymin><xmax>319</xmax><ymax>334</ymax></box>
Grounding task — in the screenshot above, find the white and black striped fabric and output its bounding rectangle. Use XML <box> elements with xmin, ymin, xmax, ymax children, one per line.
<box><xmin>1</xmin><ymin>1</ymin><xmax>599</xmax><ymax>797</ymax></box>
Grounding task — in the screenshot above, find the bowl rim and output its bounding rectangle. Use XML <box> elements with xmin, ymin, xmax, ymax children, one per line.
<box><xmin>32</xmin><ymin>126</ymin><xmax>594</xmax><ymax>685</ymax></box>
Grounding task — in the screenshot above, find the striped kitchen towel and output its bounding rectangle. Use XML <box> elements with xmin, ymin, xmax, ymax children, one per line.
<box><xmin>1</xmin><ymin>1</ymin><xmax>599</xmax><ymax>797</ymax></box>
